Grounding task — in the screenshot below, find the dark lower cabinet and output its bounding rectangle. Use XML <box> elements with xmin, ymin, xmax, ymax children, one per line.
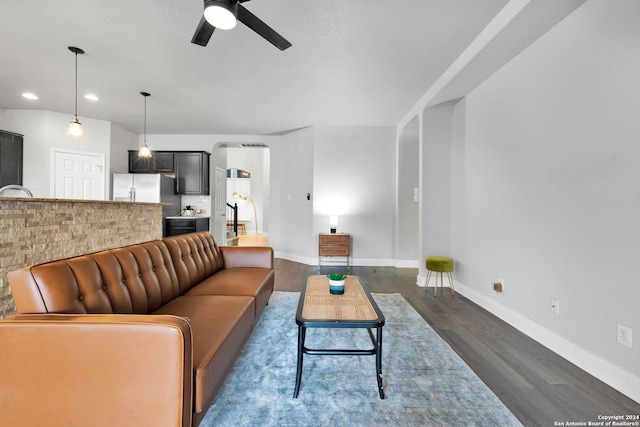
<box><xmin>0</xmin><ymin>130</ymin><xmax>23</xmax><ymax>187</ymax></box>
<box><xmin>165</xmin><ymin>217</ymin><xmax>210</xmax><ymax>237</ymax></box>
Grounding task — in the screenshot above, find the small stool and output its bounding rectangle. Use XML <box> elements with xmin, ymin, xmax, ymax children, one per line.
<box><xmin>425</xmin><ymin>256</ymin><xmax>454</xmax><ymax>297</ymax></box>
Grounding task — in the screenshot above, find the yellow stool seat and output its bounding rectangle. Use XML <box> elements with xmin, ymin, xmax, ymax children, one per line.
<box><xmin>425</xmin><ymin>256</ymin><xmax>454</xmax><ymax>297</ymax></box>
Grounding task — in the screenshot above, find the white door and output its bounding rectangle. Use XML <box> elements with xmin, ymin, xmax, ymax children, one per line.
<box><xmin>214</xmin><ymin>167</ymin><xmax>227</xmax><ymax>245</ymax></box>
<box><xmin>52</xmin><ymin>149</ymin><xmax>105</xmax><ymax>200</ymax></box>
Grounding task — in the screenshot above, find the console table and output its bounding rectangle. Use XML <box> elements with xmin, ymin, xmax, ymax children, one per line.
<box><xmin>318</xmin><ymin>232</ymin><xmax>350</xmax><ymax>269</ymax></box>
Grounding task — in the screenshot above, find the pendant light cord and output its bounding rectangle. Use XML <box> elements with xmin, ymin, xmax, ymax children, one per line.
<box><xmin>74</xmin><ymin>50</ymin><xmax>78</xmax><ymax>120</ymax></box>
<box><xmin>141</xmin><ymin>92</ymin><xmax>150</xmax><ymax>144</ymax></box>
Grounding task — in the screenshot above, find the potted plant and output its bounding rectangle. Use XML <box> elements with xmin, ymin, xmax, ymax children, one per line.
<box><xmin>327</xmin><ymin>273</ymin><xmax>347</xmax><ymax>295</ymax></box>
<box><xmin>182</xmin><ymin>205</ymin><xmax>195</xmax><ymax>216</ymax></box>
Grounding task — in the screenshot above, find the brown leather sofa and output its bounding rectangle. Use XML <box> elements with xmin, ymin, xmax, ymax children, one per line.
<box><xmin>0</xmin><ymin>231</ymin><xmax>274</xmax><ymax>427</ymax></box>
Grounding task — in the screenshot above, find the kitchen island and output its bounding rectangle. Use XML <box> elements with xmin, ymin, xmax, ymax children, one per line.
<box><xmin>0</xmin><ymin>197</ymin><xmax>163</xmax><ymax>318</ymax></box>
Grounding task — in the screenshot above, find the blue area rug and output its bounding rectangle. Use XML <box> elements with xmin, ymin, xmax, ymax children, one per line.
<box><xmin>201</xmin><ymin>292</ymin><xmax>522</xmax><ymax>427</ymax></box>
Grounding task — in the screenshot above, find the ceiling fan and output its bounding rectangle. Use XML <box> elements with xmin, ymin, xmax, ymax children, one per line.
<box><xmin>191</xmin><ymin>0</ymin><xmax>292</xmax><ymax>50</ymax></box>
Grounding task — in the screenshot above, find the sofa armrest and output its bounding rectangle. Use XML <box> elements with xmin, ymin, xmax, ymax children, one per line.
<box><xmin>220</xmin><ymin>246</ymin><xmax>274</xmax><ymax>269</ymax></box>
<box><xmin>0</xmin><ymin>314</ymin><xmax>193</xmax><ymax>427</ymax></box>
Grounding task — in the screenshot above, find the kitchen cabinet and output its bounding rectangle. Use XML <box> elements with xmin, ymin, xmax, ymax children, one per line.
<box><xmin>128</xmin><ymin>150</ymin><xmax>174</xmax><ymax>173</ymax></box>
<box><xmin>165</xmin><ymin>217</ymin><xmax>210</xmax><ymax>237</ymax></box>
<box><xmin>174</xmin><ymin>151</ymin><xmax>210</xmax><ymax>195</ymax></box>
<box><xmin>0</xmin><ymin>130</ymin><xmax>23</xmax><ymax>187</ymax></box>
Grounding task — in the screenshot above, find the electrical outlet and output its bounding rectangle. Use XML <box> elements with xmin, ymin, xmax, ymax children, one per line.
<box><xmin>497</xmin><ymin>277</ymin><xmax>505</xmax><ymax>290</ymax></box>
<box><xmin>617</xmin><ymin>324</ymin><xmax>632</xmax><ymax>348</ymax></box>
<box><xmin>551</xmin><ymin>299</ymin><xmax>560</xmax><ymax>315</ymax></box>
<box><xmin>493</xmin><ymin>282</ymin><xmax>503</xmax><ymax>292</ymax></box>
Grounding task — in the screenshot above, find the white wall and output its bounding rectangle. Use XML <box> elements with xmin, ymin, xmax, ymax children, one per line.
<box><xmin>4</xmin><ymin>110</ymin><xmax>112</xmax><ymax>197</ymax></box>
<box><xmin>397</xmin><ymin>116</ymin><xmax>420</xmax><ymax>266</ymax></box>
<box><xmin>313</xmin><ymin>126</ymin><xmax>397</xmax><ymax>265</ymax></box>
<box><xmin>419</xmin><ymin>101</ymin><xmax>459</xmax><ymax>283</ymax></box>
<box><xmin>451</xmin><ymin>0</ymin><xmax>640</xmax><ymax>400</ymax></box>
<box><xmin>268</xmin><ymin>127</ymin><xmax>314</xmax><ymax>260</ymax></box>
<box><xmin>110</xmin><ymin>123</ymin><xmax>138</xmax><ymax>175</ymax></box>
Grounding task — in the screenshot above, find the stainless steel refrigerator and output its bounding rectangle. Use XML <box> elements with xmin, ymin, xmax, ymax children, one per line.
<box><xmin>112</xmin><ymin>173</ymin><xmax>181</xmax><ymax>234</ymax></box>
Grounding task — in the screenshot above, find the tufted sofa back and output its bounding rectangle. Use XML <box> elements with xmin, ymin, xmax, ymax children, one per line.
<box><xmin>8</xmin><ymin>232</ymin><xmax>225</xmax><ymax>315</ymax></box>
<box><xmin>163</xmin><ymin>232</ymin><xmax>224</xmax><ymax>294</ymax></box>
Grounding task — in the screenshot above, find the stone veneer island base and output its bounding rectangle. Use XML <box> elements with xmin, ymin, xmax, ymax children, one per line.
<box><xmin>0</xmin><ymin>197</ymin><xmax>163</xmax><ymax>318</ymax></box>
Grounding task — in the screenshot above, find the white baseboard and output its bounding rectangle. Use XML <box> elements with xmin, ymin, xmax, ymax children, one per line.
<box><xmin>454</xmin><ymin>280</ymin><xmax>640</xmax><ymax>404</ymax></box>
<box><xmin>274</xmin><ymin>252</ymin><xmax>315</xmax><ymax>265</ymax></box>
<box><xmin>274</xmin><ymin>254</ymin><xmax>396</xmax><ymax>268</ymax></box>
<box><xmin>395</xmin><ymin>259</ymin><xmax>419</xmax><ymax>268</ymax></box>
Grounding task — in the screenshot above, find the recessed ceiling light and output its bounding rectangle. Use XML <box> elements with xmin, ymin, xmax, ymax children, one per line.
<box><xmin>22</xmin><ymin>93</ymin><xmax>39</xmax><ymax>100</ymax></box>
<box><xmin>84</xmin><ymin>93</ymin><xmax>99</xmax><ymax>101</ymax></box>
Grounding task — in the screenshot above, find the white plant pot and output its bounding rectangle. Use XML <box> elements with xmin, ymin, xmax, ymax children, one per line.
<box><xmin>329</xmin><ymin>279</ymin><xmax>345</xmax><ymax>295</ymax></box>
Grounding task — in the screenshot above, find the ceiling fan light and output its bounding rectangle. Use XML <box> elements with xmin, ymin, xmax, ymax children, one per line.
<box><xmin>66</xmin><ymin>119</ymin><xmax>86</xmax><ymax>138</ymax></box>
<box><xmin>204</xmin><ymin>0</ymin><xmax>237</xmax><ymax>30</ymax></box>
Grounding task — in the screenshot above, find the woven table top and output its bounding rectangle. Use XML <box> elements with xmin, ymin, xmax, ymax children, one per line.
<box><xmin>301</xmin><ymin>275</ymin><xmax>378</xmax><ymax>321</ymax></box>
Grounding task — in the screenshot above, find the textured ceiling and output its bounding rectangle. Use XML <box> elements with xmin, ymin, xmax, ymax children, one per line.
<box><xmin>0</xmin><ymin>0</ymin><xmax>573</xmax><ymax>135</ymax></box>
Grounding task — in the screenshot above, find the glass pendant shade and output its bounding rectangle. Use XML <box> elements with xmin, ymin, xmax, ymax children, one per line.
<box><xmin>204</xmin><ymin>1</ymin><xmax>237</xmax><ymax>29</ymax></box>
<box><xmin>138</xmin><ymin>144</ymin><xmax>152</xmax><ymax>158</ymax></box>
<box><xmin>66</xmin><ymin>119</ymin><xmax>85</xmax><ymax>138</ymax></box>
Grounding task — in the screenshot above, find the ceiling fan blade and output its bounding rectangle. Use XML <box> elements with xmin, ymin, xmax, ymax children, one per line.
<box><xmin>191</xmin><ymin>15</ymin><xmax>216</xmax><ymax>47</ymax></box>
<box><xmin>237</xmin><ymin>4</ymin><xmax>292</xmax><ymax>51</ymax></box>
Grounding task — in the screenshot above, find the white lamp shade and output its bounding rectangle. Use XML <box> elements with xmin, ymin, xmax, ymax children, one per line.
<box><xmin>138</xmin><ymin>145</ymin><xmax>152</xmax><ymax>158</ymax></box>
<box><xmin>66</xmin><ymin>119</ymin><xmax>85</xmax><ymax>138</ymax></box>
<box><xmin>329</xmin><ymin>216</ymin><xmax>339</xmax><ymax>227</ymax></box>
<box><xmin>204</xmin><ymin>3</ymin><xmax>237</xmax><ymax>29</ymax></box>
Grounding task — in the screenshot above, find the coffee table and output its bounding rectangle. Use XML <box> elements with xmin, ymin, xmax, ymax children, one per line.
<box><xmin>293</xmin><ymin>275</ymin><xmax>385</xmax><ymax>399</ymax></box>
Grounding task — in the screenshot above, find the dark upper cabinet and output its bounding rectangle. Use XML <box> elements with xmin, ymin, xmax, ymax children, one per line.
<box><xmin>128</xmin><ymin>151</ymin><xmax>174</xmax><ymax>173</ymax></box>
<box><xmin>0</xmin><ymin>130</ymin><xmax>23</xmax><ymax>187</ymax></box>
<box><xmin>153</xmin><ymin>152</ymin><xmax>175</xmax><ymax>172</ymax></box>
<box><xmin>174</xmin><ymin>151</ymin><xmax>210</xmax><ymax>195</ymax></box>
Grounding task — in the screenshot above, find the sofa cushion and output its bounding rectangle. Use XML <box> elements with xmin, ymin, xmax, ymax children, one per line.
<box><xmin>184</xmin><ymin>268</ymin><xmax>274</xmax><ymax>322</ymax></box>
<box><xmin>153</xmin><ymin>295</ymin><xmax>254</xmax><ymax>414</ymax></box>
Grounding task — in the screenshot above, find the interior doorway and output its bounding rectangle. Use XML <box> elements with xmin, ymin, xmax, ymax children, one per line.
<box><xmin>213</xmin><ymin>143</ymin><xmax>270</xmax><ymax>246</ymax></box>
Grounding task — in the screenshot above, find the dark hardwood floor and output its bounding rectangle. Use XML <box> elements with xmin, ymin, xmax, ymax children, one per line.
<box><xmin>274</xmin><ymin>259</ymin><xmax>640</xmax><ymax>427</ymax></box>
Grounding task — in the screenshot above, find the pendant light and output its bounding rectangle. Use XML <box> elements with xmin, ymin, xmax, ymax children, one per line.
<box><xmin>66</xmin><ymin>46</ymin><xmax>86</xmax><ymax>138</ymax></box>
<box><xmin>138</xmin><ymin>92</ymin><xmax>152</xmax><ymax>158</ymax></box>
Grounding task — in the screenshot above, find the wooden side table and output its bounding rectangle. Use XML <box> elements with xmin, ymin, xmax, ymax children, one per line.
<box><xmin>318</xmin><ymin>232</ymin><xmax>350</xmax><ymax>270</ymax></box>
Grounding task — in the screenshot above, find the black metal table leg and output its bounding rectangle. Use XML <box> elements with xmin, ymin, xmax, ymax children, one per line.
<box><xmin>376</xmin><ymin>326</ymin><xmax>384</xmax><ymax>399</ymax></box>
<box><xmin>293</xmin><ymin>326</ymin><xmax>305</xmax><ymax>398</ymax></box>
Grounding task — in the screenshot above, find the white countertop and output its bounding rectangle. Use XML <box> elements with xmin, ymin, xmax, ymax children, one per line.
<box><xmin>165</xmin><ymin>215</ymin><xmax>210</xmax><ymax>219</ymax></box>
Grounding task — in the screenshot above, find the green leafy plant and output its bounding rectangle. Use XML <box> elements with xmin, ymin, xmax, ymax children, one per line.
<box><xmin>326</xmin><ymin>273</ymin><xmax>347</xmax><ymax>281</ymax></box>
<box><xmin>184</xmin><ymin>205</ymin><xmax>194</xmax><ymax>211</ymax></box>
